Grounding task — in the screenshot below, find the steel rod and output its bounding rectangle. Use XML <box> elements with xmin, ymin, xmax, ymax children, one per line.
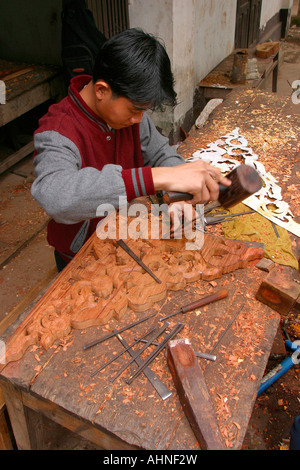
<box><xmin>90</xmin><ymin>327</ymin><xmax>156</xmax><ymax>377</ymax></box>
<box><xmin>116</xmin><ymin>333</ymin><xmax>172</xmax><ymax>401</ymax></box>
<box><xmin>126</xmin><ymin>322</ymin><xmax>185</xmax><ymax>385</ymax></box>
<box><xmin>110</xmin><ymin>322</ymin><xmax>169</xmax><ymax>382</ymax></box>
<box><xmin>83</xmin><ymin>312</ymin><xmax>157</xmax><ymax>350</ymax></box>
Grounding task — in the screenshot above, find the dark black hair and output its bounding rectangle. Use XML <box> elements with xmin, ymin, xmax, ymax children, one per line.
<box><xmin>92</xmin><ymin>28</ymin><xmax>177</xmax><ymax>110</ymax></box>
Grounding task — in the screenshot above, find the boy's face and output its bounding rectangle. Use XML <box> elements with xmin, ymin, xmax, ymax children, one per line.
<box><xmin>94</xmin><ymin>81</ymin><xmax>148</xmax><ymax>129</ymax></box>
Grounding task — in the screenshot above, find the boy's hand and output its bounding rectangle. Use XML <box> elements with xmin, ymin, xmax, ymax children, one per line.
<box><xmin>168</xmin><ymin>201</ymin><xmax>200</xmax><ymax>235</ymax></box>
<box><xmin>152</xmin><ymin>161</ymin><xmax>231</xmax><ymax>205</ymax></box>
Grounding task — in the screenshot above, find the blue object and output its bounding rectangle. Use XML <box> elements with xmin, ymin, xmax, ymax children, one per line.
<box><xmin>257</xmin><ymin>341</ymin><xmax>300</xmax><ymax>397</ymax></box>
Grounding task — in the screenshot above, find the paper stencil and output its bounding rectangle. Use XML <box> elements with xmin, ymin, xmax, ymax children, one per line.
<box><xmin>187</xmin><ymin>128</ymin><xmax>300</xmax><ymax>237</ymax></box>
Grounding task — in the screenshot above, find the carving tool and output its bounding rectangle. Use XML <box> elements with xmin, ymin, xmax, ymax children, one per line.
<box><xmin>116</xmin><ymin>332</ymin><xmax>172</xmax><ymax>401</ymax></box>
<box><xmin>204</xmin><ymin>210</ymin><xmax>255</xmax><ymax>226</ymax></box>
<box><xmin>134</xmin><ymin>337</ymin><xmax>217</xmax><ymax>362</ymax></box>
<box><xmin>110</xmin><ymin>322</ymin><xmax>170</xmax><ymax>382</ymax></box>
<box><xmin>83</xmin><ymin>312</ymin><xmax>157</xmax><ymax>350</ymax></box>
<box><xmin>159</xmin><ymin>289</ymin><xmax>228</xmax><ymax>322</ymax></box>
<box><xmin>156</xmin><ymin>165</ymin><xmax>263</xmax><ymax>213</ymax></box>
<box><xmin>196</xmin><ymin>352</ymin><xmax>216</xmax><ymax>361</ymax></box>
<box><xmin>209</xmin><ymin>304</ymin><xmax>245</xmax><ymax>354</ymax></box>
<box><xmin>126</xmin><ymin>322</ymin><xmax>185</xmax><ymax>385</ymax></box>
<box><xmin>90</xmin><ymin>327</ymin><xmax>156</xmax><ymax>377</ymax></box>
<box><xmin>116</xmin><ymin>239</ymin><xmax>161</xmax><ymax>284</ymax></box>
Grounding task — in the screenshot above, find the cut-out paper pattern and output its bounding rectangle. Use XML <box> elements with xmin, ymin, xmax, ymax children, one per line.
<box><xmin>187</xmin><ymin>128</ymin><xmax>300</xmax><ymax>237</ymax></box>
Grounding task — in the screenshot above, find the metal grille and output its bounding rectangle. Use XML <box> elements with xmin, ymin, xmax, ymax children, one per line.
<box><xmin>86</xmin><ymin>0</ymin><xmax>129</xmax><ymax>38</ymax></box>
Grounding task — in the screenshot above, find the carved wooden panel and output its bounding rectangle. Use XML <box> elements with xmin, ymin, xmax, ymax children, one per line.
<box><xmin>1</xmin><ymin>221</ymin><xmax>264</xmax><ymax>366</ymax></box>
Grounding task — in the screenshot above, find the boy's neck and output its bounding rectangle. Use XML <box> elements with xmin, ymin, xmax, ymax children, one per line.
<box><xmin>79</xmin><ymin>80</ymin><xmax>99</xmax><ymax>117</ymax></box>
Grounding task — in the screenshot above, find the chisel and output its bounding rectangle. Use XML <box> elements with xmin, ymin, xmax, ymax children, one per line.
<box><xmin>90</xmin><ymin>327</ymin><xmax>156</xmax><ymax>377</ymax></box>
<box><xmin>126</xmin><ymin>322</ymin><xmax>185</xmax><ymax>385</ymax></box>
<box><xmin>110</xmin><ymin>322</ymin><xmax>169</xmax><ymax>382</ymax></box>
<box><xmin>116</xmin><ymin>239</ymin><xmax>161</xmax><ymax>284</ymax></box>
<box><xmin>83</xmin><ymin>312</ymin><xmax>157</xmax><ymax>350</ymax></box>
<box><xmin>159</xmin><ymin>289</ymin><xmax>228</xmax><ymax>322</ymax></box>
<box><xmin>116</xmin><ymin>332</ymin><xmax>172</xmax><ymax>401</ymax></box>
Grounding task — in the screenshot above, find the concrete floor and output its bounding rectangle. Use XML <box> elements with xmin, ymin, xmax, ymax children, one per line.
<box><xmin>0</xmin><ymin>26</ymin><xmax>299</xmax><ymax>450</ymax></box>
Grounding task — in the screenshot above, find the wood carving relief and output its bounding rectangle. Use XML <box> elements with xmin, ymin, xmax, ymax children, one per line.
<box><xmin>1</xmin><ymin>218</ymin><xmax>264</xmax><ymax>365</ymax></box>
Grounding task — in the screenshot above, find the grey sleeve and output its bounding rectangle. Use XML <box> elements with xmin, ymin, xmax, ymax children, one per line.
<box><xmin>140</xmin><ymin>113</ymin><xmax>185</xmax><ymax>167</ymax></box>
<box><xmin>31</xmin><ymin>131</ymin><xmax>127</xmax><ymax>224</ymax></box>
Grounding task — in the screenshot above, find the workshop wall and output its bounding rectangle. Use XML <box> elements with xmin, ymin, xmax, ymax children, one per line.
<box><xmin>0</xmin><ymin>0</ymin><xmax>62</xmax><ymax>66</ymax></box>
<box><xmin>260</xmin><ymin>0</ymin><xmax>293</xmax><ymax>40</ymax></box>
<box><xmin>260</xmin><ymin>0</ymin><xmax>293</xmax><ymax>29</ymax></box>
<box><xmin>128</xmin><ymin>0</ymin><xmax>293</xmax><ymax>143</ymax></box>
<box><xmin>128</xmin><ymin>0</ymin><xmax>236</xmax><ymax>142</ymax></box>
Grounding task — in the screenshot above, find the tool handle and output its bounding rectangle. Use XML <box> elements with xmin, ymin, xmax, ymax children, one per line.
<box><xmin>162</xmin><ymin>191</ymin><xmax>193</xmax><ymax>204</ymax></box>
<box><xmin>181</xmin><ymin>289</ymin><xmax>228</xmax><ymax>313</ymax></box>
<box><xmin>161</xmin><ymin>165</ymin><xmax>262</xmax><ymax>208</ymax></box>
<box><xmin>159</xmin><ymin>289</ymin><xmax>228</xmax><ymax>321</ymax></box>
<box><xmin>218</xmin><ymin>165</ymin><xmax>262</xmax><ymax>209</ymax></box>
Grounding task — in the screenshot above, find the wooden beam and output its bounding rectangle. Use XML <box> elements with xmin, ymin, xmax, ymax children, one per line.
<box><xmin>167</xmin><ymin>338</ymin><xmax>225</xmax><ymax>450</ymax></box>
<box><xmin>0</xmin><ymin>141</ymin><xmax>34</xmax><ymax>175</ymax></box>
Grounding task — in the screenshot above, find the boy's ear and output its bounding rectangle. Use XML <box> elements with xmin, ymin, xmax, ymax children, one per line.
<box><xmin>94</xmin><ymin>81</ymin><xmax>112</xmax><ymax>100</ymax></box>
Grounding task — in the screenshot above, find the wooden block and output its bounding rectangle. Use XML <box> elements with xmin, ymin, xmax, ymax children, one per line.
<box><xmin>255</xmin><ymin>42</ymin><xmax>280</xmax><ymax>59</ymax></box>
<box><xmin>256</xmin><ymin>258</ymin><xmax>275</xmax><ymax>273</ymax></box>
<box><xmin>167</xmin><ymin>338</ymin><xmax>225</xmax><ymax>450</ymax></box>
<box><xmin>256</xmin><ymin>269</ymin><xmax>300</xmax><ymax>315</ymax></box>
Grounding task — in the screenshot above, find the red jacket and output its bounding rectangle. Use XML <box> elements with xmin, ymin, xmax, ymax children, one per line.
<box><xmin>33</xmin><ymin>75</ymin><xmax>155</xmax><ymax>262</ymax></box>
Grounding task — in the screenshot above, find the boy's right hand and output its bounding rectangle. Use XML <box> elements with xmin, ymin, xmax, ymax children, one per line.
<box><xmin>152</xmin><ymin>161</ymin><xmax>231</xmax><ymax>205</ymax></box>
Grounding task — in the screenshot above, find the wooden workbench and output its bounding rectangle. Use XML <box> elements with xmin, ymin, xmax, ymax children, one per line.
<box><xmin>0</xmin><ymin>88</ymin><xmax>299</xmax><ymax>451</ymax></box>
<box><xmin>0</xmin><ymin>59</ymin><xmax>65</xmax><ymax>175</ymax></box>
<box><xmin>197</xmin><ymin>47</ymin><xmax>279</xmax><ymax>103</ymax></box>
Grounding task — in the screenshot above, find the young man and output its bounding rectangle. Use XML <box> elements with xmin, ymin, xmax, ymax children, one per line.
<box><xmin>31</xmin><ymin>28</ymin><xmax>230</xmax><ymax>271</ymax></box>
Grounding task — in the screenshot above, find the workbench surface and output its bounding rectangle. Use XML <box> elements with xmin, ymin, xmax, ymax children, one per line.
<box><xmin>0</xmin><ymin>88</ymin><xmax>299</xmax><ymax>451</ymax></box>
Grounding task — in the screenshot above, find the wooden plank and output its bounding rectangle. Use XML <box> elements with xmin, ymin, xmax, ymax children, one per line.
<box><xmin>0</xmin><ymin>388</ymin><xmax>14</xmax><ymax>450</ymax></box>
<box><xmin>0</xmin><ymin>381</ymin><xmax>31</xmax><ymax>449</ymax></box>
<box><xmin>21</xmin><ymin>390</ymin><xmax>137</xmax><ymax>450</ymax></box>
<box><xmin>0</xmin><ymin>141</ymin><xmax>34</xmax><ymax>176</ymax></box>
<box><xmin>0</xmin><ymin>219</ymin><xmax>49</xmax><ymax>271</ymax></box>
<box><xmin>0</xmin><ymin>407</ymin><xmax>14</xmax><ymax>450</ymax></box>
<box><xmin>0</xmin><ymin>72</ymin><xmax>64</xmax><ymax>126</ymax></box>
<box><xmin>167</xmin><ymin>338</ymin><xmax>225</xmax><ymax>450</ymax></box>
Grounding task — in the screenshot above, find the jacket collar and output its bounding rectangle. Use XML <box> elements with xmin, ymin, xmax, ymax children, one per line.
<box><xmin>68</xmin><ymin>75</ymin><xmax>111</xmax><ymax>132</ymax></box>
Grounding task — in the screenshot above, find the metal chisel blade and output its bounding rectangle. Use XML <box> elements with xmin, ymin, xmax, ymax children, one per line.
<box><xmin>116</xmin><ymin>239</ymin><xmax>161</xmax><ymax>284</ymax></box>
<box><xmin>116</xmin><ymin>332</ymin><xmax>172</xmax><ymax>401</ymax></box>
